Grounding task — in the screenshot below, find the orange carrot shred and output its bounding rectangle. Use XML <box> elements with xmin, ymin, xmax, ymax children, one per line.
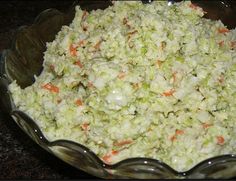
<box><xmin>118</xmin><ymin>72</ymin><xmax>126</xmax><ymax>79</ymax></box>
<box><xmin>42</xmin><ymin>83</ymin><xmax>59</xmax><ymax>93</ymax></box>
<box><xmin>75</xmin><ymin>99</ymin><xmax>83</xmax><ymax>106</ymax></box>
<box><xmin>189</xmin><ymin>3</ymin><xmax>206</xmax><ymax>13</ymax></box>
<box><xmin>172</xmin><ymin>71</ymin><xmax>177</xmax><ymax>83</ymax></box>
<box><xmin>132</xmin><ymin>82</ymin><xmax>141</xmax><ymax>90</ymax></box>
<box><xmin>217</xmin><ymin>75</ymin><xmax>224</xmax><ymax>84</ymax></box>
<box><xmin>102</xmin><ymin>150</ymin><xmax>119</xmax><ymax>163</ymax></box>
<box><xmin>156</xmin><ymin>60</ymin><xmax>162</xmax><ymax>68</ymax></box>
<box><xmin>230</xmin><ymin>41</ymin><xmax>236</xmax><ymax>48</ymax></box>
<box><xmin>70</xmin><ymin>44</ymin><xmax>77</xmax><ymax>56</ymax></box>
<box><xmin>218</xmin><ymin>41</ymin><xmax>224</xmax><ymax>47</ymax></box>
<box><xmin>189</xmin><ymin>3</ymin><xmax>198</xmax><ymax>10</ymax></box>
<box><xmin>114</xmin><ymin>139</ymin><xmax>133</xmax><ymax>147</ymax></box>
<box><xmin>81</xmin><ymin>123</ymin><xmax>89</xmax><ymax>131</ymax></box>
<box><xmin>94</xmin><ymin>40</ymin><xmax>102</xmax><ymax>50</ymax></box>
<box><xmin>162</xmin><ymin>89</ymin><xmax>175</xmax><ymax>97</ymax></box>
<box><xmin>102</xmin><ymin>154</ymin><xmax>111</xmax><ymax>163</ymax></box>
<box><xmin>111</xmin><ymin>150</ymin><xmax>119</xmax><ymax>155</ymax></box>
<box><xmin>170</xmin><ymin>135</ymin><xmax>177</xmax><ymax>142</ymax></box>
<box><xmin>170</xmin><ymin>129</ymin><xmax>184</xmax><ymax>142</ymax></box>
<box><xmin>218</xmin><ymin>28</ymin><xmax>230</xmax><ymax>34</ymax></box>
<box><xmin>216</xmin><ymin>136</ymin><xmax>225</xmax><ymax>145</ymax></box>
<box><xmin>175</xmin><ymin>129</ymin><xmax>184</xmax><ymax>135</ymax></box>
<box><xmin>202</xmin><ymin>123</ymin><xmax>213</xmax><ymax>129</ymax></box>
<box><xmin>87</xmin><ymin>81</ymin><xmax>95</xmax><ymax>88</ymax></box>
<box><xmin>78</xmin><ymin>40</ymin><xmax>85</xmax><ymax>46</ymax></box>
<box><xmin>74</xmin><ymin>60</ymin><xmax>83</xmax><ymax>68</ymax></box>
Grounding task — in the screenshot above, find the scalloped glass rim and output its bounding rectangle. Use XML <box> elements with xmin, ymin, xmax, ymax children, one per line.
<box><xmin>0</xmin><ymin>0</ymin><xmax>236</xmax><ymax>179</ymax></box>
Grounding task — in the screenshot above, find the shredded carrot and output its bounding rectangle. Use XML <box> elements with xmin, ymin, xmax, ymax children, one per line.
<box><xmin>217</xmin><ymin>75</ymin><xmax>224</xmax><ymax>84</ymax></box>
<box><xmin>170</xmin><ymin>129</ymin><xmax>184</xmax><ymax>142</ymax></box>
<box><xmin>216</xmin><ymin>136</ymin><xmax>225</xmax><ymax>145</ymax></box>
<box><xmin>42</xmin><ymin>83</ymin><xmax>59</xmax><ymax>93</ymax></box>
<box><xmin>118</xmin><ymin>72</ymin><xmax>126</xmax><ymax>79</ymax></box>
<box><xmin>156</xmin><ymin>60</ymin><xmax>162</xmax><ymax>68</ymax></box>
<box><xmin>74</xmin><ymin>60</ymin><xmax>83</xmax><ymax>68</ymax></box>
<box><xmin>132</xmin><ymin>82</ymin><xmax>141</xmax><ymax>90</ymax></box>
<box><xmin>189</xmin><ymin>3</ymin><xmax>206</xmax><ymax>13</ymax></box>
<box><xmin>162</xmin><ymin>89</ymin><xmax>175</xmax><ymax>97</ymax></box>
<box><xmin>69</xmin><ymin>44</ymin><xmax>77</xmax><ymax>56</ymax></box>
<box><xmin>170</xmin><ymin>135</ymin><xmax>177</xmax><ymax>142</ymax></box>
<box><xmin>202</xmin><ymin>123</ymin><xmax>213</xmax><ymax>129</ymax></box>
<box><xmin>102</xmin><ymin>154</ymin><xmax>111</xmax><ymax>163</ymax></box>
<box><xmin>230</xmin><ymin>41</ymin><xmax>236</xmax><ymax>48</ymax></box>
<box><xmin>69</xmin><ymin>40</ymin><xmax>85</xmax><ymax>53</ymax></box>
<box><xmin>87</xmin><ymin>81</ymin><xmax>94</xmax><ymax>88</ymax></box>
<box><xmin>111</xmin><ymin>150</ymin><xmax>119</xmax><ymax>155</ymax></box>
<box><xmin>218</xmin><ymin>28</ymin><xmax>230</xmax><ymax>34</ymax></box>
<box><xmin>81</xmin><ymin>123</ymin><xmax>89</xmax><ymax>131</ymax></box>
<box><xmin>189</xmin><ymin>3</ymin><xmax>198</xmax><ymax>10</ymax></box>
<box><xmin>114</xmin><ymin>139</ymin><xmax>133</xmax><ymax>147</ymax></box>
<box><xmin>218</xmin><ymin>41</ymin><xmax>224</xmax><ymax>47</ymax></box>
<box><xmin>175</xmin><ymin>129</ymin><xmax>184</xmax><ymax>135</ymax></box>
<box><xmin>94</xmin><ymin>40</ymin><xmax>102</xmax><ymax>50</ymax></box>
<box><xmin>172</xmin><ymin>71</ymin><xmax>177</xmax><ymax>83</ymax></box>
<box><xmin>75</xmin><ymin>99</ymin><xmax>83</xmax><ymax>106</ymax></box>
<box><xmin>102</xmin><ymin>150</ymin><xmax>119</xmax><ymax>163</ymax></box>
<box><xmin>78</xmin><ymin>40</ymin><xmax>86</xmax><ymax>46</ymax></box>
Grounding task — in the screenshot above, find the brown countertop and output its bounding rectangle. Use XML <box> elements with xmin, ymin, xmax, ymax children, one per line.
<box><xmin>0</xmin><ymin>1</ymin><xmax>98</xmax><ymax>179</ymax></box>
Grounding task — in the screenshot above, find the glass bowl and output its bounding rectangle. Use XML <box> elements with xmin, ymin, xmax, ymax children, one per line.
<box><xmin>0</xmin><ymin>0</ymin><xmax>236</xmax><ymax>179</ymax></box>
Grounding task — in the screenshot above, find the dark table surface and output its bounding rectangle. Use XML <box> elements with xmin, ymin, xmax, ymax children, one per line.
<box><xmin>0</xmin><ymin>1</ymin><xmax>99</xmax><ymax>179</ymax></box>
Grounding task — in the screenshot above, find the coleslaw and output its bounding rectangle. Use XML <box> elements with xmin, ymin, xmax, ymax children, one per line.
<box><xmin>9</xmin><ymin>1</ymin><xmax>236</xmax><ymax>171</ymax></box>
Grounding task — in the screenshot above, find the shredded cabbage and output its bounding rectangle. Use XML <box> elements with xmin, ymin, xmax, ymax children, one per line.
<box><xmin>9</xmin><ymin>1</ymin><xmax>236</xmax><ymax>171</ymax></box>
